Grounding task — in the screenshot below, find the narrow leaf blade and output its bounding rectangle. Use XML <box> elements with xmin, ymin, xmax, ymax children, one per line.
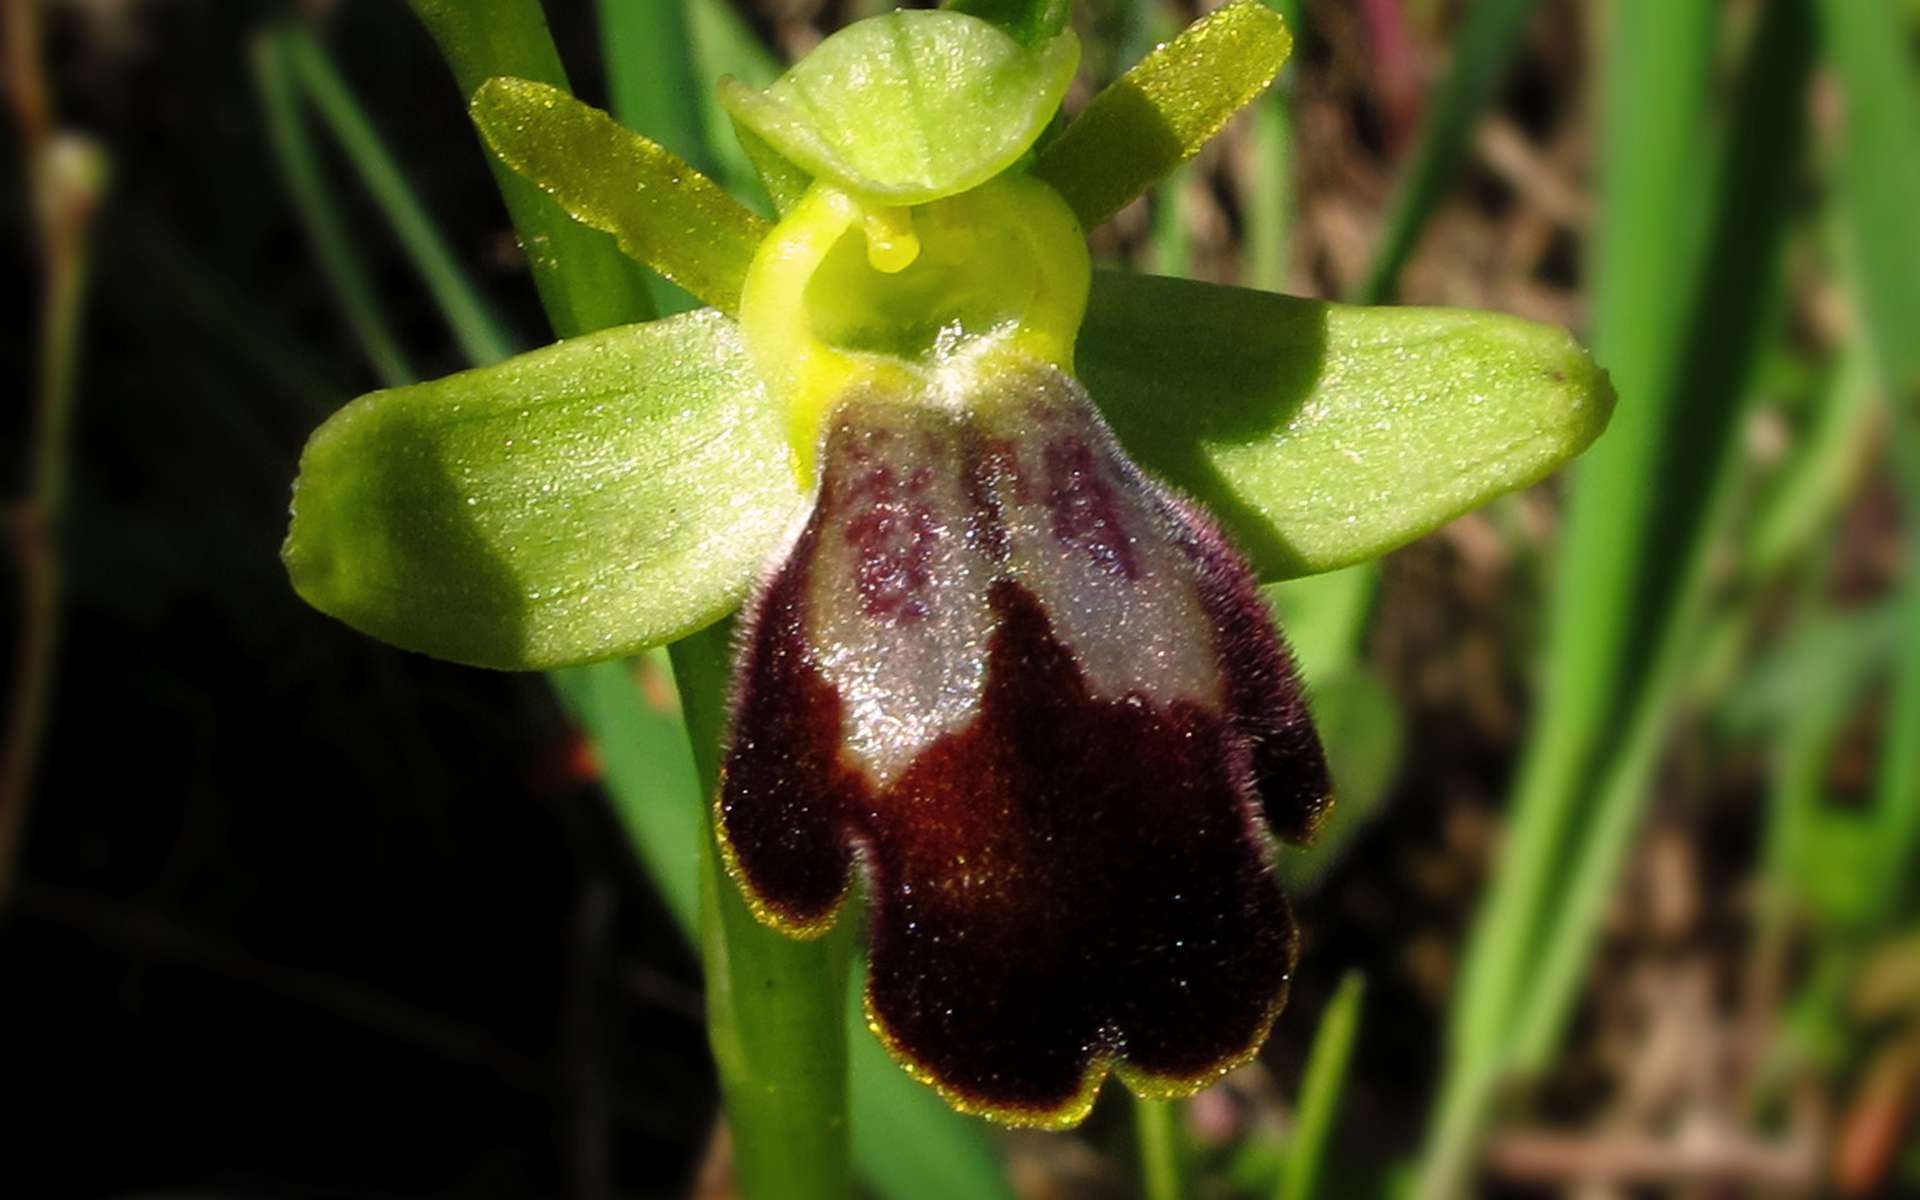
<box><xmin>471</xmin><ymin>77</ymin><xmax>769</xmax><ymax>314</ymax></box>
<box><xmin>1080</xmin><ymin>271</ymin><xmax>1613</xmax><ymax>579</ymax></box>
<box><xmin>284</xmin><ymin>310</ymin><xmax>804</xmax><ymax>669</ymax></box>
<box><xmin>1035</xmin><ymin>0</ymin><xmax>1291</xmax><ymax>228</ymax></box>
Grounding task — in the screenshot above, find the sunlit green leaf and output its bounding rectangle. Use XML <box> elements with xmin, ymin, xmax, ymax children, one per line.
<box><xmin>719</xmin><ymin>9</ymin><xmax>1079</xmax><ymax>206</ymax></box>
<box><xmin>284</xmin><ymin>309</ymin><xmax>804</xmax><ymax>670</ymax></box>
<box><xmin>1081</xmin><ymin>271</ymin><xmax>1614</xmax><ymax>580</ymax></box>
<box><xmin>1034</xmin><ymin>0</ymin><xmax>1290</xmax><ymax>228</ymax></box>
<box><xmin>471</xmin><ymin>77</ymin><xmax>769</xmax><ymax>314</ymax></box>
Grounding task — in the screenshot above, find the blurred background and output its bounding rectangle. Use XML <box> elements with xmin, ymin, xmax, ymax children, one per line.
<box><xmin>3</xmin><ymin>0</ymin><xmax>1917</xmax><ymax>1196</ymax></box>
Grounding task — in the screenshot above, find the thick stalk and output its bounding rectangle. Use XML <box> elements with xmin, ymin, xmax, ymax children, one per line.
<box><xmin>402</xmin><ymin>6</ymin><xmax>857</xmax><ymax>1195</ymax></box>
<box><xmin>675</xmin><ymin>622</ymin><xmax>855</xmax><ymax>1200</ymax></box>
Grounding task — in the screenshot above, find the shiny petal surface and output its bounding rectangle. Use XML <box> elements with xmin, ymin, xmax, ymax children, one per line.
<box><xmin>719</xmin><ymin>362</ymin><xmax>1329</xmax><ymax>1125</ymax></box>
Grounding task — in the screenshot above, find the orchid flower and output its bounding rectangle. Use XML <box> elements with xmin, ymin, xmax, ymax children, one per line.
<box><xmin>283</xmin><ymin>1</ymin><xmax>1611</xmax><ymax>1129</ymax></box>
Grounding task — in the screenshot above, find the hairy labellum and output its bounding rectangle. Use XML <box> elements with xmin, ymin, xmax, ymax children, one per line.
<box><xmin>719</xmin><ymin>359</ymin><xmax>1330</xmax><ymax>1127</ymax></box>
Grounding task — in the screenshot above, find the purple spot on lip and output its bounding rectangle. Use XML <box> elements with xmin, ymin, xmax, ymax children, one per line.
<box><xmin>841</xmin><ymin>455</ymin><xmax>938</xmax><ymax>625</ymax></box>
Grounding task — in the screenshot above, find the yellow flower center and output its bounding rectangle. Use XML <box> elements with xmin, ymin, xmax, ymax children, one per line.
<box><xmin>737</xmin><ymin>174</ymin><xmax>1091</xmax><ymax>485</ymax></box>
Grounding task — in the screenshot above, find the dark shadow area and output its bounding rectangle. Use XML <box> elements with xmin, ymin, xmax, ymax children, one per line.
<box><xmin>1</xmin><ymin>1</ymin><xmax>715</xmax><ymax>1194</ymax></box>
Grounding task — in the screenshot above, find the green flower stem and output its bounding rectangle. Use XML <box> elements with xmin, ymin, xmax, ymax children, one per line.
<box><xmin>1132</xmin><ymin>1098</ymin><xmax>1191</xmax><ymax>1200</ymax></box>
<box><xmin>676</xmin><ymin>622</ymin><xmax>856</xmax><ymax>1200</ymax></box>
<box><xmin>403</xmin><ymin>7</ymin><xmax>857</xmax><ymax>1195</ymax></box>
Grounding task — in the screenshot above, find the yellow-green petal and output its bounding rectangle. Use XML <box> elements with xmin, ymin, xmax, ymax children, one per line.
<box><xmin>471</xmin><ymin>76</ymin><xmax>769</xmax><ymax>314</ymax></box>
<box><xmin>1034</xmin><ymin>0</ymin><xmax>1292</xmax><ymax>228</ymax></box>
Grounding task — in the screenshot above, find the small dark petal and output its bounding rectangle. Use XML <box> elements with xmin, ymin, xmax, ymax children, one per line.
<box><xmin>719</xmin><ymin>365</ymin><xmax>1329</xmax><ymax>1124</ymax></box>
<box><xmin>1168</xmin><ymin>495</ymin><xmax>1334</xmax><ymax>844</ymax></box>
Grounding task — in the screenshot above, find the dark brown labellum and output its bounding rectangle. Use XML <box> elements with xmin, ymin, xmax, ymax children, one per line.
<box><xmin>719</xmin><ymin>361</ymin><xmax>1330</xmax><ymax>1126</ymax></box>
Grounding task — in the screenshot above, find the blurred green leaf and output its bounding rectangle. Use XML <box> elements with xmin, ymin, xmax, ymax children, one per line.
<box><xmin>1745</xmin><ymin>348</ymin><xmax>1880</xmax><ymax>577</ymax></box>
<box><xmin>1267</xmin><ymin>564</ymin><xmax>1377</xmax><ymax>686</ymax></box>
<box><xmin>686</xmin><ymin>0</ymin><xmax>787</xmax><ymax>208</ymax></box>
<box><xmin>596</xmin><ymin>0</ymin><xmax>709</xmax><ymax>173</ymax></box>
<box><xmin>1082</xmin><ymin>271</ymin><xmax>1614</xmax><ymax>580</ymax></box>
<box><xmin>471</xmin><ymin>78</ymin><xmax>769</xmax><ymax>314</ymax></box>
<box><xmin>253</xmin><ymin>29</ymin><xmax>414</xmax><ymax>387</ymax></box>
<box><xmin>1277</xmin><ymin>973</ymin><xmax>1365</xmax><ymax>1200</ymax></box>
<box><xmin>1036</xmin><ymin>0</ymin><xmax>1290</xmax><ymax>227</ymax></box>
<box><xmin>1817</xmin><ymin>0</ymin><xmax>1920</xmax><ymax>396</ymax></box>
<box><xmin>1721</xmin><ymin>601</ymin><xmax>1905</xmax><ymax>738</ymax></box>
<box><xmin>284</xmin><ymin>310</ymin><xmax>804</xmax><ymax>669</ymax></box>
<box><xmin>549</xmin><ymin>655</ymin><xmax>703</xmax><ymax>933</ymax></box>
<box><xmin>720</xmin><ymin>10</ymin><xmax>1079</xmax><ymax>206</ymax></box>
<box><xmin>1275</xmin><ymin>667</ymin><xmax>1402</xmax><ymax>894</ymax></box>
<box><xmin>408</xmin><ymin>0</ymin><xmax>655</xmax><ymax>337</ymax></box>
<box><xmin>277</xmin><ymin>25</ymin><xmax>518</xmax><ymax>367</ymax></box>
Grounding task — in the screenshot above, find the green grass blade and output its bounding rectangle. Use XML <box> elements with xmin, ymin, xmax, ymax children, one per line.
<box><xmin>278</xmin><ymin>26</ymin><xmax>517</xmax><ymax>367</ymax></box>
<box><xmin>1444</xmin><ymin>0</ymin><xmax>1718</xmax><ymax>1068</ymax></box>
<box><xmin>1277</xmin><ymin>972</ymin><xmax>1365</xmax><ymax>1200</ymax></box>
<box><xmin>597</xmin><ymin>0</ymin><xmax>711</xmax><ymax>174</ymax></box>
<box><xmin>252</xmin><ymin>29</ymin><xmax>414</xmax><ymax>388</ymax></box>
<box><xmin>1355</xmin><ymin>0</ymin><xmax>1542</xmax><ymax>305</ymax></box>
<box><xmin>1816</xmin><ymin>0</ymin><xmax>1920</xmax><ymax>395</ymax></box>
<box><xmin>1745</xmin><ymin>349</ymin><xmax>1879</xmax><ymax>577</ymax></box>
<box><xmin>1422</xmin><ymin>1</ymin><xmax>1816</xmax><ymax>1191</ymax></box>
<box><xmin>1521</xmin><ymin>0</ymin><xmax>1815</xmax><ymax>1073</ymax></box>
<box><xmin>686</xmin><ymin>0</ymin><xmax>785</xmax><ymax>208</ymax></box>
<box><xmin>848</xmin><ymin>999</ymin><xmax>1018</xmax><ymax>1200</ymax></box>
<box><xmin>408</xmin><ymin>0</ymin><xmax>654</xmax><ymax>337</ymax></box>
<box><xmin>549</xmin><ymin>656</ymin><xmax>703</xmax><ymax>933</ymax></box>
<box><xmin>1133</xmin><ymin>1097</ymin><xmax>1192</xmax><ymax>1200</ymax></box>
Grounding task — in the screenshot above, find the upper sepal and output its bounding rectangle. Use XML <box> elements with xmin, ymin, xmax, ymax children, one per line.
<box><xmin>718</xmin><ymin>9</ymin><xmax>1079</xmax><ymax>207</ymax></box>
<box><xmin>718</xmin><ymin>360</ymin><xmax>1327</xmax><ymax>1125</ymax></box>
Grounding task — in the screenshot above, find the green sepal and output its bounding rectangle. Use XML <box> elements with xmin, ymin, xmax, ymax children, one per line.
<box><xmin>470</xmin><ymin>76</ymin><xmax>769</xmax><ymax>314</ymax></box>
<box><xmin>1080</xmin><ymin>271</ymin><xmax>1615</xmax><ymax>579</ymax></box>
<box><xmin>718</xmin><ymin>10</ymin><xmax>1079</xmax><ymax>206</ymax></box>
<box><xmin>283</xmin><ymin>309</ymin><xmax>804</xmax><ymax>670</ymax></box>
<box><xmin>1034</xmin><ymin>0</ymin><xmax>1291</xmax><ymax>228</ymax></box>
